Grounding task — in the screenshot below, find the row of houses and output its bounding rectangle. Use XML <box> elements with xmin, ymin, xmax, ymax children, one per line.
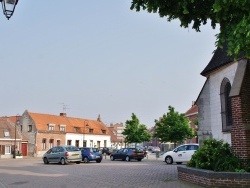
<box><xmin>0</xmin><ymin>110</ymin><xmax>125</xmax><ymax>158</ymax></box>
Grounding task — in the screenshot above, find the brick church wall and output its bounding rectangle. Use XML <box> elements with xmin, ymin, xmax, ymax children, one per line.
<box><xmin>231</xmin><ymin>62</ymin><xmax>250</xmax><ymax>160</ymax></box>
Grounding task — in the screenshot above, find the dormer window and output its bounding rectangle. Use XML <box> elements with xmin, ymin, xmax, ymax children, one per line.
<box><xmin>59</xmin><ymin>124</ymin><xmax>66</xmax><ymax>132</ymax></box>
<box><xmin>102</xmin><ymin>130</ymin><xmax>106</xmax><ymax>134</ymax></box>
<box><xmin>74</xmin><ymin>127</ymin><xmax>80</xmax><ymax>133</ymax></box>
<box><xmin>89</xmin><ymin>129</ymin><xmax>93</xmax><ymax>133</ymax></box>
<box><xmin>3</xmin><ymin>130</ymin><xmax>10</xmax><ymax>137</ymax></box>
<box><xmin>48</xmin><ymin>124</ymin><xmax>55</xmax><ymax>131</ymax></box>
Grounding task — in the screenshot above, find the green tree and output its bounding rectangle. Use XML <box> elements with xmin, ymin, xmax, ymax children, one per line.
<box><xmin>122</xmin><ymin>113</ymin><xmax>151</xmax><ymax>147</ymax></box>
<box><xmin>154</xmin><ymin>106</ymin><xmax>194</xmax><ymax>146</ymax></box>
<box><xmin>130</xmin><ymin>0</ymin><xmax>250</xmax><ymax>59</ymax></box>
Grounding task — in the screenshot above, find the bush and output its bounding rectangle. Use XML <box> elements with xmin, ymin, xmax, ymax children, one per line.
<box><xmin>187</xmin><ymin>138</ymin><xmax>246</xmax><ymax>172</ymax></box>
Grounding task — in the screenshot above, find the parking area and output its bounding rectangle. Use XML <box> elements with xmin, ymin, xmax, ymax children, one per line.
<box><xmin>0</xmin><ymin>154</ymin><xmax>203</xmax><ymax>188</ymax></box>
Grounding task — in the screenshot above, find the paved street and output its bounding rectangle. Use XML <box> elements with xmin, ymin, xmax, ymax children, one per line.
<box><xmin>0</xmin><ymin>153</ymin><xmax>203</xmax><ymax>188</ymax></box>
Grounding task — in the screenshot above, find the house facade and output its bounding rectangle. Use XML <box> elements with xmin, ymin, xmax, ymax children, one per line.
<box><xmin>108</xmin><ymin>123</ymin><xmax>125</xmax><ymax>149</ymax></box>
<box><xmin>196</xmin><ymin>44</ymin><xmax>250</xmax><ymax>161</ymax></box>
<box><xmin>20</xmin><ymin>110</ymin><xmax>111</xmax><ymax>157</ymax></box>
<box><xmin>0</xmin><ymin>116</ymin><xmax>24</xmax><ymax>158</ymax></box>
<box><xmin>184</xmin><ymin>102</ymin><xmax>198</xmax><ymax>144</ymax></box>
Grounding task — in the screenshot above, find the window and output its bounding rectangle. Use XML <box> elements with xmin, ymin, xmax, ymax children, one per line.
<box><xmin>28</xmin><ymin>125</ymin><xmax>32</xmax><ymax>132</ymax></box>
<box><xmin>75</xmin><ymin>140</ymin><xmax>79</xmax><ymax>147</ymax></box>
<box><xmin>59</xmin><ymin>125</ymin><xmax>66</xmax><ymax>132</ymax></box>
<box><xmin>3</xmin><ymin>130</ymin><xmax>10</xmax><ymax>137</ymax></box>
<box><xmin>42</xmin><ymin>138</ymin><xmax>46</xmax><ymax>150</ymax></box>
<box><xmin>49</xmin><ymin>139</ymin><xmax>54</xmax><ymax>148</ymax></box>
<box><xmin>102</xmin><ymin>130</ymin><xmax>106</xmax><ymax>134</ymax></box>
<box><xmin>48</xmin><ymin>126</ymin><xmax>54</xmax><ymax>131</ymax></box>
<box><xmin>67</xmin><ymin>140</ymin><xmax>72</xmax><ymax>145</ymax></box>
<box><xmin>5</xmin><ymin>145</ymin><xmax>11</xmax><ymax>154</ymax></box>
<box><xmin>83</xmin><ymin>141</ymin><xmax>87</xmax><ymax>147</ymax></box>
<box><xmin>48</xmin><ymin>124</ymin><xmax>55</xmax><ymax>131</ymax></box>
<box><xmin>220</xmin><ymin>78</ymin><xmax>232</xmax><ymax>132</ymax></box>
<box><xmin>57</xmin><ymin>140</ymin><xmax>61</xmax><ymax>146</ymax></box>
<box><xmin>89</xmin><ymin>129</ymin><xmax>93</xmax><ymax>133</ymax></box>
<box><xmin>74</xmin><ymin>127</ymin><xmax>80</xmax><ymax>133</ymax></box>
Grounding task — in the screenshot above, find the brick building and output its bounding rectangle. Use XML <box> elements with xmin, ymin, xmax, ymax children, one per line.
<box><xmin>185</xmin><ymin>102</ymin><xmax>198</xmax><ymax>144</ymax></box>
<box><xmin>20</xmin><ymin>110</ymin><xmax>111</xmax><ymax>157</ymax></box>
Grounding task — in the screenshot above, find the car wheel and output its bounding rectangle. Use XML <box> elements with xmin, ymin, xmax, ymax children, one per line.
<box><xmin>125</xmin><ymin>156</ymin><xmax>130</xmax><ymax>162</ymax></box>
<box><xmin>60</xmin><ymin>158</ymin><xmax>66</xmax><ymax>165</ymax></box>
<box><xmin>165</xmin><ymin>156</ymin><xmax>173</xmax><ymax>164</ymax></box>
<box><xmin>96</xmin><ymin>160</ymin><xmax>101</xmax><ymax>163</ymax></box>
<box><xmin>43</xmin><ymin>157</ymin><xmax>49</xmax><ymax>164</ymax></box>
<box><xmin>137</xmin><ymin>159</ymin><xmax>142</xmax><ymax>161</ymax></box>
<box><xmin>110</xmin><ymin>156</ymin><xmax>115</xmax><ymax>161</ymax></box>
<box><xmin>83</xmin><ymin>157</ymin><xmax>89</xmax><ymax>163</ymax></box>
<box><xmin>176</xmin><ymin>162</ymin><xmax>182</xmax><ymax>164</ymax></box>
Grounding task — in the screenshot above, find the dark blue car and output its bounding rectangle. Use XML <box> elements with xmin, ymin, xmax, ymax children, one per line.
<box><xmin>79</xmin><ymin>147</ymin><xmax>102</xmax><ymax>163</ymax></box>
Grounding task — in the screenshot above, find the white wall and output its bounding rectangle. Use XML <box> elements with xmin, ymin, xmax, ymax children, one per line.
<box><xmin>208</xmin><ymin>62</ymin><xmax>238</xmax><ymax>144</ymax></box>
<box><xmin>66</xmin><ymin>133</ymin><xmax>111</xmax><ymax>148</ymax></box>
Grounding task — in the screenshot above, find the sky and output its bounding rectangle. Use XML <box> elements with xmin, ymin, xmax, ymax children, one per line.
<box><xmin>0</xmin><ymin>1</ymin><xmax>219</xmax><ymax>128</ymax></box>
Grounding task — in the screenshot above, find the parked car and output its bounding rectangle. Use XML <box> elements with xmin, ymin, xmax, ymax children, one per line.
<box><xmin>110</xmin><ymin>148</ymin><xmax>144</xmax><ymax>162</ymax></box>
<box><xmin>136</xmin><ymin>146</ymin><xmax>148</xmax><ymax>157</ymax></box>
<box><xmin>101</xmin><ymin>147</ymin><xmax>115</xmax><ymax>155</ymax></box>
<box><xmin>162</xmin><ymin>144</ymin><xmax>199</xmax><ymax>164</ymax></box>
<box><xmin>151</xmin><ymin>147</ymin><xmax>160</xmax><ymax>153</ymax></box>
<box><xmin>79</xmin><ymin>147</ymin><xmax>102</xmax><ymax>163</ymax></box>
<box><xmin>43</xmin><ymin>145</ymin><xmax>81</xmax><ymax>165</ymax></box>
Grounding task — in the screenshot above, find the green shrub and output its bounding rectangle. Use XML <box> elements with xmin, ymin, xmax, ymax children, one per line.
<box><xmin>187</xmin><ymin>138</ymin><xmax>246</xmax><ymax>172</ymax></box>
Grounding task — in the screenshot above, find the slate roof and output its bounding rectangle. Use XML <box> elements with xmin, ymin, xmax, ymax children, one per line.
<box><xmin>27</xmin><ymin>112</ymin><xmax>110</xmax><ymax>135</ymax></box>
<box><xmin>201</xmin><ymin>43</ymin><xmax>234</xmax><ymax>76</ymax></box>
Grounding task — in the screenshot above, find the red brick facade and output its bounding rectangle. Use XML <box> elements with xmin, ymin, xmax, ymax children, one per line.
<box><xmin>178</xmin><ymin>166</ymin><xmax>250</xmax><ymax>188</ymax></box>
<box><xmin>231</xmin><ymin>63</ymin><xmax>250</xmax><ymax>161</ymax></box>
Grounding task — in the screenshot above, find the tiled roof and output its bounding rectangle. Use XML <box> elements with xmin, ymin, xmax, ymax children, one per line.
<box><xmin>201</xmin><ymin>43</ymin><xmax>234</xmax><ymax>76</ymax></box>
<box><xmin>0</xmin><ymin>117</ymin><xmax>19</xmax><ymax>139</ymax></box>
<box><xmin>28</xmin><ymin>112</ymin><xmax>110</xmax><ymax>135</ymax></box>
<box><xmin>107</xmin><ymin>127</ymin><xmax>119</xmax><ymax>142</ymax></box>
<box><xmin>185</xmin><ymin>105</ymin><xmax>198</xmax><ymax>116</ymax></box>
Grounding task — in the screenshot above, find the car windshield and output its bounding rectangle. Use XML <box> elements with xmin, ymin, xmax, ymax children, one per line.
<box><xmin>66</xmin><ymin>146</ymin><xmax>79</xmax><ymax>151</ymax></box>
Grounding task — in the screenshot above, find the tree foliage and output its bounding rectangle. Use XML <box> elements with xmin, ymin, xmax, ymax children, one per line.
<box><xmin>130</xmin><ymin>0</ymin><xmax>250</xmax><ymax>59</ymax></box>
<box><xmin>154</xmin><ymin>106</ymin><xmax>194</xmax><ymax>144</ymax></box>
<box><xmin>122</xmin><ymin>113</ymin><xmax>151</xmax><ymax>146</ymax></box>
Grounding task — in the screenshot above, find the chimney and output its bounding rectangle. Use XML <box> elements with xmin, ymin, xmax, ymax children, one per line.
<box><xmin>60</xmin><ymin>113</ymin><xmax>67</xmax><ymax>117</ymax></box>
<box><xmin>192</xmin><ymin>101</ymin><xmax>195</xmax><ymax>106</ymax></box>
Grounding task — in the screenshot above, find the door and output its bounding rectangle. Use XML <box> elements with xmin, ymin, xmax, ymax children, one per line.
<box><xmin>172</xmin><ymin>145</ymin><xmax>187</xmax><ymax>162</ymax></box>
<box><xmin>21</xmin><ymin>143</ymin><xmax>28</xmax><ymax>156</ymax></box>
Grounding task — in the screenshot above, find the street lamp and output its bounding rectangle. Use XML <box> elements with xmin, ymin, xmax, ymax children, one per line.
<box><xmin>13</xmin><ymin>114</ymin><xmax>20</xmax><ymax>158</ymax></box>
<box><xmin>0</xmin><ymin>0</ymin><xmax>19</xmax><ymax>20</ymax></box>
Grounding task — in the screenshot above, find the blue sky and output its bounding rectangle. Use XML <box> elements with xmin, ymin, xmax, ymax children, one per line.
<box><xmin>0</xmin><ymin>1</ymin><xmax>219</xmax><ymax>127</ymax></box>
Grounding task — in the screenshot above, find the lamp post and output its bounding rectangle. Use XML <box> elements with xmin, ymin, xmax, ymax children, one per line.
<box><xmin>13</xmin><ymin>114</ymin><xmax>20</xmax><ymax>158</ymax></box>
<box><xmin>0</xmin><ymin>0</ymin><xmax>19</xmax><ymax>20</ymax></box>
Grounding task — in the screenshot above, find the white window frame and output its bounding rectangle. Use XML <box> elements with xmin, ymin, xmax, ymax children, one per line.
<box><xmin>5</xmin><ymin>145</ymin><xmax>11</xmax><ymax>154</ymax></box>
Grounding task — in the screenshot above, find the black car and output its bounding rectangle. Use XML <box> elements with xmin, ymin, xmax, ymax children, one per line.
<box><xmin>101</xmin><ymin>147</ymin><xmax>112</xmax><ymax>155</ymax></box>
<box><xmin>110</xmin><ymin>148</ymin><xmax>144</xmax><ymax>162</ymax></box>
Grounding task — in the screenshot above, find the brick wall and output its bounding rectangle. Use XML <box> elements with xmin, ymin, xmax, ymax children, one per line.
<box><xmin>178</xmin><ymin>166</ymin><xmax>250</xmax><ymax>188</ymax></box>
<box><xmin>231</xmin><ymin>62</ymin><xmax>250</xmax><ymax>161</ymax></box>
<box><xmin>36</xmin><ymin>132</ymin><xmax>66</xmax><ymax>157</ymax></box>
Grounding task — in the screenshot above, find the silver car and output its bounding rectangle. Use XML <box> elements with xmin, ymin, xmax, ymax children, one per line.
<box><xmin>43</xmin><ymin>145</ymin><xmax>82</xmax><ymax>165</ymax></box>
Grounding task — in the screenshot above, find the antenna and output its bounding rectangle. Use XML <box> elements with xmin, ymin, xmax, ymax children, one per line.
<box><xmin>59</xmin><ymin>103</ymin><xmax>70</xmax><ymax>112</ymax></box>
